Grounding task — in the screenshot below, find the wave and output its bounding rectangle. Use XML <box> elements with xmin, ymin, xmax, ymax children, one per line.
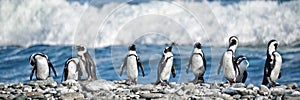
<box><xmin>0</xmin><ymin>0</ymin><xmax>299</xmax><ymax>48</ymax></box>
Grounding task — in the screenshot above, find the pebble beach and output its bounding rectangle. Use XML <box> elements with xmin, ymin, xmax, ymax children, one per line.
<box><xmin>0</xmin><ymin>77</ymin><xmax>299</xmax><ymax>100</ymax></box>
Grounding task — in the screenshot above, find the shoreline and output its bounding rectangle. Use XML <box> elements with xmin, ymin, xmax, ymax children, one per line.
<box><xmin>0</xmin><ymin>78</ymin><xmax>299</xmax><ymax>99</ymax></box>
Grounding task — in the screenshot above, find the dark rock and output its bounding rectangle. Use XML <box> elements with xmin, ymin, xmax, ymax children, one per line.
<box><xmin>241</xmin><ymin>95</ymin><xmax>255</xmax><ymax>99</ymax></box>
<box><xmin>287</xmin><ymin>83</ymin><xmax>298</xmax><ymax>89</ymax></box>
<box><xmin>139</xmin><ymin>93</ymin><xmax>164</xmax><ymax>99</ymax></box>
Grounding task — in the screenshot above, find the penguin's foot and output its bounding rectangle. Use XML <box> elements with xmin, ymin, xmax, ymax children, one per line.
<box><xmin>193</xmin><ymin>79</ymin><xmax>204</xmax><ymax>84</ymax></box>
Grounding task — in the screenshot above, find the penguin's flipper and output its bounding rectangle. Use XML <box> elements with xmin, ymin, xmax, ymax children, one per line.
<box><xmin>137</xmin><ymin>57</ymin><xmax>145</xmax><ymax>77</ymax></box>
<box><xmin>62</xmin><ymin>61</ymin><xmax>68</xmax><ymax>82</ymax></box>
<box><xmin>217</xmin><ymin>53</ymin><xmax>224</xmax><ymax>75</ymax></box>
<box><xmin>86</xmin><ymin>53</ymin><xmax>97</xmax><ymax>80</ymax></box>
<box><xmin>278</xmin><ymin>71</ymin><xmax>282</xmax><ymax>79</ymax></box>
<box><xmin>171</xmin><ymin>65</ymin><xmax>176</xmax><ymax>78</ymax></box>
<box><xmin>120</xmin><ymin>56</ymin><xmax>127</xmax><ymax>76</ymax></box>
<box><xmin>48</xmin><ymin>60</ymin><xmax>57</xmax><ymax>77</ymax></box>
<box><xmin>242</xmin><ymin>71</ymin><xmax>248</xmax><ymax>83</ymax></box>
<box><xmin>30</xmin><ymin>65</ymin><xmax>37</xmax><ymax>80</ymax></box>
<box><xmin>186</xmin><ymin>53</ymin><xmax>192</xmax><ymax>74</ymax></box>
<box><xmin>201</xmin><ymin>50</ymin><xmax>207</xmax><ymax>70</ymax></box>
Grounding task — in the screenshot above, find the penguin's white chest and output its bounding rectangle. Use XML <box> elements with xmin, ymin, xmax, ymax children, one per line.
<box><xmin>36</xmin><ymin>57</ymin><xmax>49</xmax><ymax>80</ymax></box>
<box><xmin>192</xmin><ymin>55</ymin><xmax>204</xmax><ymax>75</ymax></box>
<box><xmin>67</xmin><ymin>61</ymin><xmax>78</xmax><ymax>80</ymax></box>
<box><xmin>223</xmin><ymin>52</ymin><xmax>236</xmax><ymax>80</ymax></box>
<box><xmin>126</xmin><ymin>56</ymin><xmax>138</xmax><ymax>80</ymax></box>
<box><xmin>160</xmin><ymin>57</ymin><xmax>173</xmax><ymax>81</ymax></box>
<box><xmin>270</xmin><ymin>54</ymin><xmax>282</xmax><ymax>81</ymax></box>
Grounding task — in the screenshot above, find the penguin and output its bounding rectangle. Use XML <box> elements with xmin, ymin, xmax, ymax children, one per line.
<box><xmin>186</xmin><ymin>42</ymin><xmax>206</xmax><ymax>83</ymax></box>
<box><xmin>155</xmin><ymin>43</ymin><xmax>176</xmax><ymax>85</ymax></box>
<box><xmin>235</xmin><ymin>56</ymin><xmax>249</xmax><ymax>83</ymax></box>
<box><xmin>62</xmin><ymin>57</ymin><xmax>80</xmax><ymax>82</ymax></box>
<box><xmin>217</xmin><ymin>36</ymin><xmax>240</xmax><ymax>83</ymax></box>
<box><xmin>76</xmin><ymin>45</ymin><xmax>97</xmax><ymax>80</ymax></box>
<box><xmin>262</xmin><ymin>40</ymin><xmax>282</xmax><ymax>86</ymax></box>
<box><xmin>120</xmin><ymin>44</ymin><xmax>145</xmax><ymax>85</ymax></box>
<box><xmin>29</xmin><ymin>53</ymin><xmax>57</xmax><ymax>80</ymax></box>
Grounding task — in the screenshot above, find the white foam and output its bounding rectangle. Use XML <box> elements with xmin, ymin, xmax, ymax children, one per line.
<box><xmin>0</xmin><ymin>0</ymin><xmax>299</xmax><ymax>47</ymax></box>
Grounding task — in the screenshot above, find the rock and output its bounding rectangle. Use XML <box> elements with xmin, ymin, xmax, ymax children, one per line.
<box><xmin>270</xmin><ymin>87</ymin><xmax>285</xmax><ymax>96</ymax></box>
<box><xmin>259</xmin><ymin>85</ymin><xmax>270</xmax><ymax>95</ymax></box>
<box><xmin>182</xmin><ymin>83</ymin><xmax>195</xmax><ymax>91</ymax></box>
<box><xmin>232</xmin><ymin>94</ymin><xmax>241</xmax><ymax>99</ymax></box>
<box><xmin>115</xmin><ymin>88</ymin><xmax>131</xmax><ymax>95</ymax></box>
<box><xmin>211</xmin><ymin>82</ymin><xmax>219</xmax><ymax>89</ymax></box>
<box><xmin>139</xmin><ymin>84</ymin><xmax>154</xmax><ymax>91</ymax></box>
<box><xmin>0</xmin><ymin>94</ymin><xmax>9</xmax><ymax>99</ymax></box>
<box><xmin>220</xmin><ymin>93</ymin><xmax>233</xmax><ymax>100</ymax></box>
<box><xmin>114</xmin><ymin>80</ymin><xmax>127</xmax><ymax>84</ymax></box>
<box><xmin>129</xmin><ymin>94</ymin><xmax>140</xmax><ymax>99</ymax></box>
<box><xmin>222</xmin><ymin>87</ymin><xmax>246</xmax><ymax>95</ymax></box>
<box><xmin>284</xmin><ymin>94</ymin><xmax>300</xmax><ymax>100</ymax></box>
<box><xmin>26</xmin><ymin>92</ymin><xmax>45</xmax><ymax>99</ymax></box>
<box><xmin>255</xmin><ymin>96</ymin><xmax>268</xmax><ymax>100</ymax></box>
<box><xmin>287</xmin><ymin>83</ymin><xmax>298</xmax><ymax>89</ymax></box>
<box><xmin>13</xmin><ymin>94</ymin><xmax>27</xmax><ymax>100</ymax></box>
<box><xmin>232</xmin><ymin>83</ymin><xmax>245</xmax><ymax>88</ymax></box>
<box><xmin>23</xmin><ymin>86</ymin><xmax>32</xmax><ymax>92</ymax></box>
<box><xmin>61</xmin><ymin>92</ymin><xmax>84</xmax><ymax>100</ymax></box>
<box><xmin>176</xmin><ymin>89</ymin><xmax>184</xmax><ymax>96</ymax></box>
<box><xmin>139</xmin><ymin>93</ymin><xmax>164</xmax><ymax>99</ymax></box>
<box><xmin>83</xmin><ymin>80</ymin><xmax>116</xmax><ymax>92</ymax></box>
<box><xmin>246</xmin><ymin>84</ymin><xmax>254</xmax><ymax>89</ymax></box>
<box><xmin>241</xmin><ymin>95</ymin><xmax>255</xmax><ymax>99</ymax></box>
<box><xmin>223</xmin><ymin>83</ymin><xmax>230</xmax><ymax>88</ymax></box>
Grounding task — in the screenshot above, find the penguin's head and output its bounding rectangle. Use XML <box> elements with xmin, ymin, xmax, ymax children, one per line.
<box><xmin>128</xmin><ymin>44</ymin><xmax>136</xmax><ymax>51</ymax></box>
<box><xmin>164</xmin><ymin>46</ymin><xmax>172</xmax><ymax>53</ymax></box>
<box><xmin>268</xmin><ymin>39</ymin><xmax>279</xmax><ymax>51</ymax></box>
<box><xmin>194</xmin><ymin>42</ymin><xmax>201</xmax><ymax>49</ymax></box>
<box><xmin>229</xmin><ymin>36</ymin><xmax>238</xmax><ymax>47</ymax></box>
<box><xmin>236</xmin><ymin>56</ymin><xmax>247</xmax><ymax>65</ymax></box>
<box><xmin>76</xmin><ymin>45</ymin><xmax>86</xmax><ymax>51</ymax></box>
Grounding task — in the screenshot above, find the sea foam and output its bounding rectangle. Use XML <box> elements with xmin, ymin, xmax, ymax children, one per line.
<box><xmin>1</xmin><ymin>0</ymin><xmax>299</xmax><ymax>47</ymax></box>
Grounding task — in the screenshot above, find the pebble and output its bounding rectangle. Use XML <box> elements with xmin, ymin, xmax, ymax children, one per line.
<box><xmin>0</xmin><ymin>79</ymin><xmax>298</xmax><ymax>99</ymax></box>
<box><xmin>139</xmin><ymin>93</ymin><xmax>164</xmax><ymax>99</ymax></box>
<box><xmin>287</xmin><ymin>83</ymin><xmax>298</xmax><ymax>89</ymax></box>
<box><xmin>259</xmin><ymin>85</ymin><xmax>270</xmax><ymax>95</ymax></box>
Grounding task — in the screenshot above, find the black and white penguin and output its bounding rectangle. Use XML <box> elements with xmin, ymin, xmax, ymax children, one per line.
<box><xmin>155</xmin><ymin>43</ymin><xmax>176</xmax><ymax>85</ymax></box>
<box><xmin>217</xmin><ymin>36</ymin><xmax>240</xmax><ymax>83</ymax></box>
<box><xmin>29</xmin><ymin>53</ymin><xmax>57</xmax><ymax>80</ymax></box>
<box><xmin>62</xmin><ymin>57</ymin><xmax>80</xmax><ymax>82</ymax></box>
<box><xmin>186</xmin><ymin>42</ymin><xmax>206</xmax><ymax>83</ymax></box>
<box><xmin>262</xmin><ymin>40</ymin><xmax>282</xmax><ymax>86</ymax></box>
<box><xmin>120</xmin><ymin>44</ymin><xmax>145</xmax><ymax>85</ymax></box>
<box><xmin>76</xmin><ymin>45</ymin><xmax>97</xmax><ymax>80</ymax></box>
<box><xmin>235</xmin><ymin>56</ymin><xmax>249</xmax><ymax>83</ymax></box>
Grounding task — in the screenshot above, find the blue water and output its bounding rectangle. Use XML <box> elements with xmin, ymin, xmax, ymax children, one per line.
<box><xmin>0</xmin><ymin>44</ymin><xmax>299</xmax><ymax>86</ymax></box>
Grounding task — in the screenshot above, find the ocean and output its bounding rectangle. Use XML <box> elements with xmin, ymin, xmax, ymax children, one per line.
<box><xmin>0</xmin><ymin>0</ymin><xmax>299</xmax><ymax>87</ymax></box>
